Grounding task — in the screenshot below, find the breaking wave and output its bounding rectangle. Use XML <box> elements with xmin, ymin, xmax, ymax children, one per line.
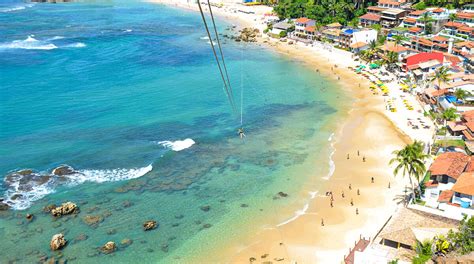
<box><xmin>0</xmin><ymin>4</ymin><xmax>33</xmax><ymax>13</ymax></box>
<box><xmin>157</xmin><ymin>138</ymin><xmax>195</xmax><ymax>151</ymax></box>
<box><xmin>0</xmin><ymin>36</ymin><xmax>86</xmax><ymax>51</ymax></box>
<box><xmin>3</xmin><ymin>165</ymin><xmax>152</xmax><ymax>210</ymax></box>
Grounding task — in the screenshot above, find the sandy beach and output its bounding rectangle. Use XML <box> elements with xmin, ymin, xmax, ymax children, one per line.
<box><xmin>147</xmin><ymin>1</ymin><xmax>435</xmax><ymax>262</ymax></box>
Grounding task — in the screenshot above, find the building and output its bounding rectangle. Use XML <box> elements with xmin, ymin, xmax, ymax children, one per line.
<box><xmin>294</xmin><ymin>17</ymin><xmax>316</xmax><ymax>40</ymax></box>
<box><xmin>359</xmin><ymin>13</ymin><xmax>381</xmax><ymax>27</ymax></box>
<box><xmin>381</xmin><ymin>41</ymin><xmax>410</xmax><ymax>61</ymax></box>
<box><xmin>270</xmin><ymin>21</ymin><xmax>293</xmax><ymax>38</ymax></box>
<box><xmin>338</xmin><ymin>28</ymin><xmax>378</xmax><ymax>49</ymax></box>
<box><xmin>381</xmin><ymin>8</ymin><xmax>409</xmax><ymax>29</ymax></box>
<box><xmin>451</xmin><ymin>172</ymin><xmax>474</xmax><ymax>207</ymax></box>
<box><xmin>455</xmin><ymin>12</ymin><xmax>474</xmax><ymax>27</ymax></box>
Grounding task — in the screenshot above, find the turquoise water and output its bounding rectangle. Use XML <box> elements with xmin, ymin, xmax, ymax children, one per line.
<box><xmin>0</xmin><ymin>1</ymin><xmax>348</xmax><ymax>263</ymax></box>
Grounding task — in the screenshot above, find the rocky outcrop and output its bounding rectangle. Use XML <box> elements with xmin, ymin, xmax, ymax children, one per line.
<box><xmin>51</xmin><ymin>202</ymin><xmax>78</xmax><ymax>217</ymax></box>
<box><xmin>82</xmin><ymin>215</ymin><xmax>103</xmax><ymax>228</ymax></box>
<box><xmin>0</xmin><ymin>198</ymin><xmax>9</xmax><ymax>211</ymax></box>
<box><xmin>235</xmin><ymin>28</ymin><xmax>259</xmax><ymax>43</ymax></box>
<box><xmin>50</xmin><ymin>234</ymin><xmax>67</xmax><ymax>251</ymax></box>
<box><xmin>100</xmin><ymin>241</ymin><xmax>116</xmax><ymax>254</ymax></box>
<box><xmin>120</xmin><ymin>238</ymin><xmax>133</xmax><ymax>247</ymax></box>
<box><xmin>51</xmin><ymin>165</ymin><xmax>75</xmax><ymax>176</ymax></box>
<box><xmin>143</xmin><ymin>220</ymin><xmax>157</xmax><ymax>231</ymax></box>
<box><xmin>200</xmin><ymin>205</ymin><xmax>211</xmax><ymax>212</ymax></box>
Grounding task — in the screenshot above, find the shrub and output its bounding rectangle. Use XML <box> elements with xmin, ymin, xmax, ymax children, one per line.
<box><xmin>279</xmin><ymin>31</ymin><xmax>287</xmax><ymax>38</ymax></box>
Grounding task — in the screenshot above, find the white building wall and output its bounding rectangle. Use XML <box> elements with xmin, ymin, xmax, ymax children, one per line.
<box><xmin>351</xmin><ymin>29</ymin><xmax>378</xmax><ymax>45</ymax></box>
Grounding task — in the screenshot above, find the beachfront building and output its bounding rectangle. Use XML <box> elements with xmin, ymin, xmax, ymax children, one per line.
<box><xmin>455</xmin><ymin>12</ymin><xmax>474</xmax><ymax>27</ymax></box>
<box><xmin>381</xmin><ymin>8</ymin><xmax>409</xmax><ymax>29</ymax></box>
<box><xmin>439</xmin><ymin>21</ymin><xmax>474</xmax><ymax>41</ymax></box>
<box><xmin>294</xmin><ymin>17</ymin><xmax>316</xmax><ymax>40</ymax></box>
<box><xmin>451</xmin><ymin>172</ymin><xmax>474</xmax><ymax>207</ymax></box>
<box><xmin>270</xmin><ymin>21</ymin><xmax>293</xmax><ymax>38</ymax></box>
<box><xmin>359</xmin><ymin>13</ymin><xmax>381</xmax><ymax>28</ymax></box>
<box><xmin>404</xmin><ymin>52</ymin><xmax>444</xmax><ymax>75</ymax></box>
<box><xmin>338</xmin><ymin>28</ymin><xmax>377</xmax><ymax>50</ymax></box>
<box><xmin>381</xmin><ymin>41</ymin><xmax>411</xmax><ymax>61</ymax></box>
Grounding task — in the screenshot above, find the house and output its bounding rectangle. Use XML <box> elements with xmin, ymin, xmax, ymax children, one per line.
<box><xmin>381</xmin><ymin>41</ymin><xmax>410</xmax><ymax>61</ymax></box>
<box><xmin>381</xmin><ymin>8</ymin><xmax>409</xmax><ymax>29</ymax></box>
<box><xmin>455</xmin><ymin>12</ymin><xmax>474</xmax><ymax>27</ymax></box>
<box><xmin>339</xmin><ymin>28</ymin><xmax>378</xmax><ymax>50</ymax></box>
<box><xmin>447</xmin><ymin>110</ymin><xmax>474</xmax><ymax>141</ymax></box>
<box><xmin>350</xmin><ymin>42</ymin><xmax>370</xmax><ymax>53</ymax></box>
<box><xmin>294</xmin><ymin>17</ymin><xmax>316</xmax><ymax>40</ymax></box>
<box><xmin>405</xmin><ymin>52</ymin><xmax>444</xmax><ymax>74</ymax></box>
<box><xmin>377</xmin><ymin>0</ymin><xmax>403</xmax><ymax>9</ymax></box>
<box><xmin>432</xmin><ymin>35</ymin><xmax>449</xmax><ymax>52</ymax></box>
<box><xmin>322</xmin><ymin>28</ymin><xmax>341</xmax><ymax>43</ymax></box>
<box><xmin>359</xmin><ymin>13</ymin><xmax>381</xmax><ymax>27</ymax></box>
<box><xmin>451</xmin><ymin>172</ymin><xmax>474</xmax><ymax>207</ymax></box>
<box><xmin>440</xmin><ymin>21</ymin><xmax>472</xmax><ymax>41</ymax></box>
<box><xmin>270</xmin><ymin>21</ymin><xmax>293</xmax><ymax>38</ymax></box>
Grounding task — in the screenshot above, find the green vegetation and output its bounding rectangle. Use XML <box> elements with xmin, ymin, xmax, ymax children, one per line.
<box><xmin>413</xmin><ymin>240</ymin><xmax>432</xmax><ymax>264</ymax></box>
<box><xmin>447</xmin><ymin>216</ymin><xmax>474</xmax><ymax>254</ymax></box>
<box><xmin>389</xmin><ymin>141</ymin><xmax>429</xmax><ymax>202</ymax></box>
<box><xmin>273</xmin><ymin>0</ymin><xmax>378</xmax><ymax>25</ymax></box>
<box><xmin>279</xmin><ymin>31</ymin><xmax>287</xmax><ymax>38</ymax></box>
<box><xmin>434</xmin><ymin>139</ymin><xmax>465</xmax><ymax>148</ymax></box>
<box><xmin>413</xmin><ymin>0</ymin><xmax>469</xmax><ymax>9</ymax></box>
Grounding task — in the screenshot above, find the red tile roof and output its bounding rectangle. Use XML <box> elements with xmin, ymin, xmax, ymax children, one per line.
<box><xmin>445</xmin><ymin>21</ymin><xmax>466</xmax><ymax>28</ymax></box>
<box><xmin>452</xmin><ymin>172</ymin><xmax>474</xmax><ymax>195</ymax></box>
<box><xmin>305</xmin><ymin>26</ymin><xmax>315</xmax><ymax>32</ymax></box>
<box><xmin>409</xmin><ymin>27</ymin><xmax>423</xmax><ymax>33</ymax></box>
<box><xmin>432</xmin><ymin>35</ymin><xmax>447</xmax><ymax>42</ymax></box>
<box><xmin>296</xmin><ymin>17</ymin><xmax>312</xmax><ymax>24</ymax></box>
<box><xmin>458</xmin><ymin>27</ymin><xmax>474</xmax><ymax>33</ymax></box>
<box><xmin>432</xmin><ymin>8</ymin><xmax>444</xmax><ymax>13</ymax></box>
<box><xmin>404</xmin><ymin>17</ymin><xmax>417</xmax><ymax>23</ymax></box>
<box><xmin>456</xmin><ymin>12</ymin><xmax>474</xmax><ymax>20</ymax></box>
<box><xmin>378</xmin><ymin>0</ymin><xmax>401</xmax><ymax>6</ymax></box>
<box><xmin>409</xmin><ymin>10</ymin><xmax>428</xmax><ymax>16</ymax></box>
<box><xmin>429</xmin><ymin>152</ymin><xmax>470</xmax><ymax>180</ymax></box>
<box><xmin>360</xmin><ymin>13</ymin><xmax>381</xmax><ymax>21</ymax></box>
<box><xmin>425</xmin><ymin>180</ymin><xmax>439</xmax><ymax>188</ymax></box>
<box><xmin>463</xmin><ymin>110</ymin><xmax>474</xmax><ymax>123</ymax></box>
<box><xmin>367</xmin><ymin>6</ymin><xmax>386</xmax><ymax>12</ymax></box>
<box><xmin>438</xmin><ymin>190</ymin><xmax>454</xmax><ymax>203</ymax></box>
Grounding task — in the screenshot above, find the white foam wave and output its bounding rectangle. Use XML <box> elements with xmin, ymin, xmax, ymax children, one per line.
<box><xmin>207</xmin><ymin>41</ymin><xmax>217</xmax><ymax>46</ymax></box>
<box><xmin>0</xmin><ymin>36</ymin><xmax>57</xmax><ymax>50</ymax></box>
<box><xmin>124</xmin><ymin>29</ymin><xmax>133</xmax><ymax>33</ymax></box>
<box><xmin>158</xmin><ymin>138</ymin><xmax>195</xmax><ymax>151</ymax></box>
<box><xmin>200</xmin><ymin>36</ymin><xmax>209</xmax><ymax>40</ymax></box>
<box><xmin>322</xmin><ymin>133</ymin><xmax>336</xmax><ymax>180</ymax></box>
<box><xmin>0</xmin><ymin>4</ymin><xmax>33</xmax><ymax>13</ymax></box>
<box><xmin>64</xmin><ymin>42</ymin><xmax>86</xmax><ymax>48</ymax></box>
<box><xmin>3</xmin><ymin>165</ymin><xmax>152</xmax><ymax>210</ymax></box>
<box><xmin>277</xmin><ymin>192</ymin><xmax>317</xmax><ymax>227</ymax></box>
<box><xmin>48</xmin><ymin>36</ymin><xmax>65</xmax><ymax>41</ymax></box>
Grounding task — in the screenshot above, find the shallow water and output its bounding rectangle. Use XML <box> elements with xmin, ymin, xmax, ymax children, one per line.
<box><xmin>0</xmin><ymin>0</ymin><xmax>350</xmax><ymax>262</ymax></box>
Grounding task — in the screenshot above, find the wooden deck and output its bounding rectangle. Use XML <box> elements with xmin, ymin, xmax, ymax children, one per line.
<box><xmin>344</xmin><ymin>236</ymin><xmax>371</xmax><ymax>264</ymax></box>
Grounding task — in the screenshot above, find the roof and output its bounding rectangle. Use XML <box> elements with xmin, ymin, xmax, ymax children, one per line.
<box><xmin>379</xmin><ymin>207</ymin><xmax>458</xmax><ymax>247</ymax></box>
<box><xmin>463</xmin><ymin>110</ymin><xmax>474</xmax><ymax>122</ymax></box>
<box><xmin>438</xmin><ymin>190</ymin><xmax>454</xmax><ymax>203</ymax></box>
<box><xmin>447</xmin><ymin>121</ymin><xmax>467</xmax><ymax>132</ymax></box>
<box><xmin>466</xmin><ymin>122</ymin><xmax>474</xmax><ymax>132</ymax></box>
<box><xmin>305</xmin><ymin>26</ymin><xmax>315</xmax><ymax>32</ymax></box>
<box><xmin>445</xmin><ymin>21</ymin><xmax>466</xmax><ymax>28</ymax></box>
<box><xmin>273</xmin><ymin>21</ymin><xmax>292</xmax><ymax>30</ymax></box>
<box><xmin>350</xmin><ymin>42</ymin><xmax>368</xmax><ymax>49</ymax></box>
<box><xmin>409</xmin><ymin>10</ymin><xmax>428</xmax><ymax>16</ymax></box>
<box><xmin>432</xmin><ymin>35</ymin><xmax>448</xmax><ymax>42</ymax></box>
<box><xmin>382</xmin><ymin>41</ymin><xmax>408</xmax><ymax>53</ymax></box>
<box><xmin>419</xmin><ymin>59</ymin><xmax>442</xmax><ymax>69</ymax></box>
<box><xmin>382</xmin><ymin>8</ymin><xmax>406</xmax><ymax>15</ymax></box>
<box><xmin>378</xmin><ymin>0</ymin><xmax>401</xmax><ymax>6</ymax></box>
<box><xmin>456</xmin><ymin>12</ymin><xmax>474</xmax><ymax>20</ymax></box>
<box><xmin>452</xmin><ymin>172</ymin><xmax>474</xmax><ymax>195</ymax></box>
<box><xmin>296</xmin><ymin>17</ymin><xmax>312</xmax><ymax>24</ymax></box>
<box><xmin>424</xmin><ymin>87</ymin><xmax>448</xmax><ymax>97</ymax></box>
<box><xmin>432</xmin><ymin>8</ymin><xmax>444</xmax><ymax>13</ymax></box>
<box><xmin>409</xmin><ymin>27</ymin><xmax>423</xmax><ymax>33</ymax></box>
<box><xmin>360</xmin><ymin>13</ymin><xmax>381</xmax><ymax>21</ymax></box>
<box><xmin>367</xmin><ymin>6</ymin><xmax>386</xmax><ymax>12</ymax></box>
<box><xmin>326</xmin><ymin>22</ymin><xmax>342</xmax><ymax>28</ymax></box>
<box><xmin>322</xmin><ymin>29</ymin><xmax>341</xmax><ymax>36</ymax></box>
<box><xmin>404</xmin><ymin>17</ymin><xmax>417</xmax><ymax>23</ymax></box>
<box><xmin>454</xmin><ymin>41</ymin><xmax>474</xmax><ymax>49</ymax></box>
<box><xmin>429</xmin><ymin>152</ymin><xmax>470</xmax><ymax>179</ymax></box>
<box><xmin>425</xmin><ymin>180</ymin><xmax>439</xmax><ymax>188</ymax></box>
<box><xmin>440</xmin><ymin>80</ymin><xmax>474</xmax><ymax>90</ymax></box>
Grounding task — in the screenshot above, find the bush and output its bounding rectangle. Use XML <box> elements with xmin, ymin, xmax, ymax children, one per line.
<box><xmin>263</xmin><ymin>28</ymin><xmax>269</xmax><ymax>34</ymax></box>
<box><xmin>279</xmin><ymin>31</ymin><xmax>287</xmax><ymax>38</ymax></box>
<box><xmin>414</xmin><ymin>2</ymin><xmax>426</xmax><ymax>10</ymax></box>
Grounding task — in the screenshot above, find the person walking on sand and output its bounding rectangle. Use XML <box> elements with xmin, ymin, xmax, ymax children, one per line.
<box><xmin>330</xmin><ymin>200</ymin><xmax>333</xmax><ymax>208</ymax></box>
<box><xmin>371</xmin><ymin>177</ymin><xmax>374</xmax><ymax>183</ymax></box>
<box><xmin>342</xmin><ymin>191</ymin><xmax>345</xmax><ymax>198</ymax></box>
<box><xmin>347</xmin><ymin>154</ymin><xmax>350</xmax><ymax>159</ymax></box>
<box><xmin>356</xmin><ymin>208</ymin><xmax>359</xmax><ymax>215</ymax></box>
<box><xmin>321</xmin><ymin>218</ymin><xmax>324</xmax><ymax>226</ymax></box>
<box><xmin>357</xmin><ymin>189</ymin><xmax>360</xmax><ymax>195</ymax></box>
<box><xmin>388</xmin><ymin>182</ymin><xmax>391</xmax><ymax>189</ymax></box>
<box><xmin>350</xmin><ymin>198</ymin><xmax>354</xmax><ymax>206</ymax></box>
<box><xmin>349</xmin><ymin>184</ymin><xmax>352</xmax><ymax>190</ymax></box>
<box><xmin>357</xmin><ymin>150</ymin><xmax>360</xmax><ymax>156</ymax></box>
<box><xmin>363</xmin><ymin>156</ymin><xmax>366</xmax><ymax>162</ymax></box>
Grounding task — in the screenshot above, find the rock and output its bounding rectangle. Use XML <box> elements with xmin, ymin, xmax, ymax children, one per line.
<box><xmin>143</xmin><ymin>220</ymin><xmax>157</xmax><ymax>231</ymax></box>
<box><xmin>161</xmin><ymin>243</ymin><xmax>169</xmax><ymax>253</ymax></box>
<box><xmin>200</xmin><ymin>205</ymin><xmax>210</xmax><ymax>212</ymax></box>
<box><xmin>51</xmin><ymin>202</ymin><xmax>78</xmax><ymax>217</ymax></box>
<box><xmin>43</xmin><ymin>204</ymin><xmax>56</xmax><ymax>213</ymax></box>
<box><xmin>82</xmin><ymin>215</ymin><xmax>103</xmax><ymax>228</ymax></box>
<box><xmin>202</xmin><ymin>223</ymin><xmax>212</xmax><ymax>229</ymax></box>
<box><xmin>0</xmin><ymin>202</ymin><xmax>10</xmax><ymax>211</ymax></box>
<box><xmin>50</xmin><ymin>233</ymin><xmax>67</xmax><ymax>251</ymax></box>
<box><xmin>17</xmin><ymin>169</ymin><xmax>34</xmax><ymax>176</ymax></box>
<box><xmin>174</xmin><ymin>214</ymin><xmax>184</xmax><ymax>219</ymax></box>
<box><xmin>120</xmin><ymin>238</ymin><xmax>133</xmax><ymax>246</ymax></box>
<box><xmin>74</xmin><ymin>233</ymin><xmax>88</xmax><ymax>242</ymax></box>
<box><xmin>52</xmin><ymin>165</ymin><xmax>75</xmax><ymax>176</ymax></box>
<box><xmin>11</xmin><ymin>194</ymin><xmax>23</xmax><ymax>200</ymax></box>
<box><xmin>26</xmin><ymin>213</ymin><xmax>34</xmax><ymax>221</ymax></box>
<box><xmin>241</xmin><ymin>203</ymin><xmax>249</xmax><ymax>208</ymax></box>
<box><xmin>122</xmin><ymin>200</ymin><xmax>132</xmax><ymax>208</ymax></box>
<box><xmin>107</xmin><ymin>229</ymin><xmax>116</xmax><ymax>235</ymax></box>
<box><xmin>277</xmin><ymin>192</ymin><xmax>288</xmax><ymax>198</ymax></box>
<box><xmin>100</xmin><ymin>241</ymin><xmax>116</xmax><ymax>254</ymax></box>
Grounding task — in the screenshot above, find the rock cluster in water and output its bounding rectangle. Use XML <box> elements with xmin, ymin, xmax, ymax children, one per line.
<box><xmin>143</xmin><ymin>220</ymin><xmax>157</xmax><ymax>231</ymax></box>
<box><xmin>31</xmin><ymin>0</ymin><xmax>74</xmax><ymax>3</ymax></box>
<box><xmin>100</xmin><ymin>241</ymin><xmax>116</xmax><ymax>254</ymax></box>
<box><xmin>51</xmin><ymin>202</ymin><xmax>78</xmax><ymax>217</ymax></box>
<box><xmin>50</xmin><ymin>234</ymin><xmax>67</xmax><ymax>251</ymax></box>
<box><xmin>235</xmin><ymin>28</ymin><xmax>259</xmax><ymax>42</ymax></box>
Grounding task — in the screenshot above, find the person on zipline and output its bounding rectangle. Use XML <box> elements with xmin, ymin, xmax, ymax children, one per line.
<box><xmin>238</xmin><ymin>128</ymin><xmax>245</xmax><ymax>139</ymax></box>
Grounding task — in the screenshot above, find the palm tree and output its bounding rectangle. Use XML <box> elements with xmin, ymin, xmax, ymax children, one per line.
<box><xmin>420</xmin><ymin>13</ymin><xmax>434</xmax><ymax>35</ymax></box>
<box><xmin>449</xmin><ymin>13</ymin><xmax>457</xmax><ymax>22</ymax></box>
<box><xmin>393</xmin><ymin>34</ymin><xmax>404</xmax><ymax>47</ymax></box>
<box><xmin>430</xmin><ymin>66</ymin><xmax>451</xmax><ymax>107</ymax></box>
<box><xmin>389</xmin><ymin>141</ymin><xmax>429</xmax><ymax>203</ymax></box>
<box><xmin>454</xmin><ymin>89</ymin><xmax>469</xmax><ymax>101</ymax></box>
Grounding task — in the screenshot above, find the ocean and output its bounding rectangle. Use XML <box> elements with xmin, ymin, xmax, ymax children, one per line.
<box><xmin>0</xmin><ymin>0</ymin><xmax>349</xmax><ymax>262</ymax></box>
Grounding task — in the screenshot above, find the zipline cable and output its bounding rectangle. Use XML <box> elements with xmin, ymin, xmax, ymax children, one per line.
<box><xmin>196</xmin><ymin>0</ymin><xmax>236</xmax><ymax>112</ymax></box>
<box><xmin>206</xmin><ymin>0</ymin><xmax>236</xmax><ymax>107</ymax></box>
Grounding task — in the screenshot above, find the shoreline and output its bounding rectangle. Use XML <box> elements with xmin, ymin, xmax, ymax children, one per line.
<box><xmin>147</xmin><ymin>1</ymin><xmax>435</xmax><ymax>262</ymax></box>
